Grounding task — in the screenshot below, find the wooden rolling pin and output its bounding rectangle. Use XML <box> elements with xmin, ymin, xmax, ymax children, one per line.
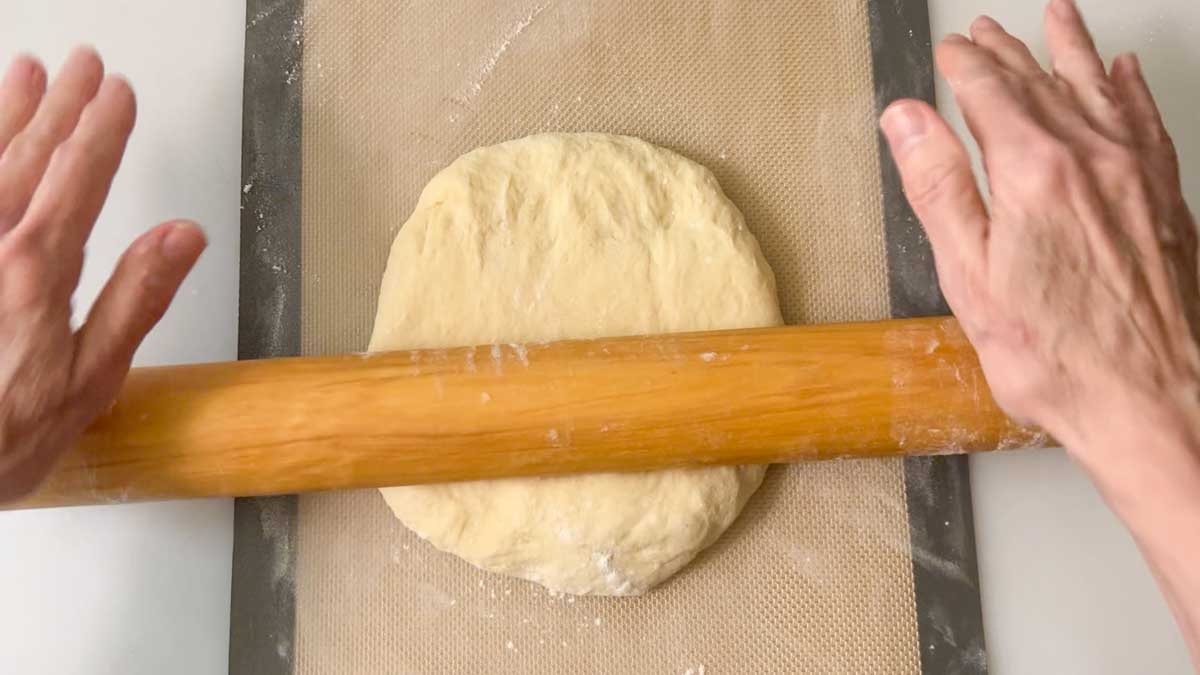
<box><xmin>11</xmin><ymin>316</ymin><xmax>1046</xmax><ymax>509</ymax></box>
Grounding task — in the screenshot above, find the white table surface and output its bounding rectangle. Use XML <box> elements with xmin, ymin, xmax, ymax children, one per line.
<box><xmin>0</xmin><ymin>1</ymin><xmax>1195</xmax><ymax>674</ymax></box>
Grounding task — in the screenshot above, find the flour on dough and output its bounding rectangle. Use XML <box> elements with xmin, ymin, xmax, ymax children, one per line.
<box><xmin>370</xmin><ymin>133</ymin><xmax>782</xmax><ymax>595</ymax></box>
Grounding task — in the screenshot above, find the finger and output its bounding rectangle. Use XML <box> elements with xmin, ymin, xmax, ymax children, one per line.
<box><xmin>22</xmin><ymin>75</ymin><xmax>136</xmax><ymax>258</ymax></box>
<box><xmin>881</xmin><ymin>100</ymin><xmax>988</xmax><ymax>300</ymax></box>
<box><xmin>0</xmin><ymin>56</ymin><xmax>47</xmax><ymax>157</ymax></box>
<box><xmin>1110</xmin><ymin>53</ymin><xmax>1192</xmax><ymax>254</ymax></box>
<box><xmin>1044</xmin><ymin>0</ymin><xmax>1131</xmax><ymax>141</ymax></box>
<box><xmin>1110</xmin><ymin>53</ymin><xmax>1176</xmax><ymax>179</ymax></box>
<box><xmin>936</xmin><ymin>34</ymin><xmax>1039</xmax><ymax>160</ymax></box>
<box><xmin>969</xmin><ymin>16</ymin><xmax>1043</xmax><ymax>76</ymax></box>
<box><xmin>1045</xmin><ymin>0</ymin><xmax>1105</xmax><ymax>83</ymax></box>
<box><xmin>0</xmin><ymin>46</ymin><xmax>103</xmax><ymax>231</ymax></box>
<box><xmin>964</xmin><ymin>14</ymin><xmax>1105</xmax><ymax>155</ymax></box>
<box><xmin>71</xmin><ymin>221</ymin><xmax>206</xmax><ymax>405</ymax></box>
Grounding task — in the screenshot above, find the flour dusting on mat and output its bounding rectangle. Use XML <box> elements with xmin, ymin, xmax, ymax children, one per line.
<box><xmin>466</xmin><ymin>4</ymin><xmax>548</xmax><ymax>97</ymax></box>
<box><xmin>257</xmin><ymin>498</ymin><xmax>294</xmax><ymax>590</ymax></box>
<box><xmin>246</xmin><ymin>0</ymin><xmax>286</xmax><ymax>28</ymax></box>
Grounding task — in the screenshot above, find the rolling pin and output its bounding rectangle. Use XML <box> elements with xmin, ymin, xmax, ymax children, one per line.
<box><xmin>11</xmin><ymin>316</ymin><xmax>1047</xmax><ymax>509</ymax></box>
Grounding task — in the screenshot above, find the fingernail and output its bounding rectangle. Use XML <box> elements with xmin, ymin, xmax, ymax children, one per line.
<box><xmin>1051</xmin><ymin>0</ymin><xmax>1077</xmax><ymax>19</ymax></box>
<box><xmin>943</xmin><ymin>33</ymin><xmax>971</xmax><ymax>44</ymax></box>
<box><xmin>160</xmin><ymin>222</ymin><xmax>205</xmax><ymax>264</ymax></box>
<box><xmin>5</xmin><ymin>57</ymin><xmax>31</xmax><ymax>83</ymax></box>
<box><xmin>29</xmin><ymin>59</ymin><xmax>46</xmax><ymax>90</ymax></box>
<box><xmin>1125</xmin><ymin>52</ymin><xmax>1142</xmax><ymax>75</ymax></box>
<box><xmin>880</xmin><ymin>103</ymin><xmax>927</xmax><ymax>148</ymax></box>
<box><xmin>4</xmin><ymin>56</ymin><xmax>40</xmax><ymax>91</ymax></box>
<box><xmin>974</xmin><ymin>15</ymin><xmax>1001</xmax><ymax>31</ymax></box>
<box><xmin>69</xmin><ymin>44</ymin><xmax>100</xmax><ymax>62</ymax></box>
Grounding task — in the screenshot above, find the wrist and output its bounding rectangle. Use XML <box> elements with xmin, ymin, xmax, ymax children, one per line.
<box><xmin>1075</xmin><ymin>397</ymin><xmax>1200</xmax><ymax>656</ymax></box>
<box><xmin>1066</xmin><ymin>383</ymin><xmax>1200</xmax><ymax>526</ymax></box>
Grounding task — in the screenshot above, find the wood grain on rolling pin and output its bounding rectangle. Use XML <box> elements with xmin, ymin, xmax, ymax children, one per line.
<box><xmin>12</xmin><ymin>316</ymin><xmax>1047</xmax><ymax>509</ymax></box>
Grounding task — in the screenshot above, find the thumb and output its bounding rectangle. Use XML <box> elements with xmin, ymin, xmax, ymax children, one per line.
<box><xmin>71</xmin><ymin>220</ymin><xmax>206</xmax><ymax>408</ymax></box>
<box><xmin>881</xmin><ymin>100</ymin><xmax>988</xmax><ymax>293</ymax></box>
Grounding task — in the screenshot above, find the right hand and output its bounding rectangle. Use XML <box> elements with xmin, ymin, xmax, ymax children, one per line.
<box><xmin>881</xmin><ymin>5</ymin><xmax>1200</xmax><ymax>660</ymax></box>
<box><xmin>880</xmin><ymin>1</ymin><xmax>1200</xmax><ymax>480</ymax></box>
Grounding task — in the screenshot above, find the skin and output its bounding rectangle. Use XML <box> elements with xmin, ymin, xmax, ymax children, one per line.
<box><xmin>0</xmin><ymin>0</ymin><xmax>1197</xmax><ymax>665</ymax></box>
<box><xmin>880</xmin><ymin>0</ymin><xmax>1200</xmax><ymax>664</ymax></box>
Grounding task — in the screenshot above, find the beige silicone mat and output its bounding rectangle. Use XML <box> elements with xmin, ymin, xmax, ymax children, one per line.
<box><xmin>294</xmin><ymin>0</ymin><xmax>918</xmax><ymax>672</ymax></box>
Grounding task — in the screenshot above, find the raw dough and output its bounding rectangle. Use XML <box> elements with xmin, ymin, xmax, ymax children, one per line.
<box><xmin>370</xmin><ymin>133</ymin><xmax>783</xmax><ymax>595</ymax></box>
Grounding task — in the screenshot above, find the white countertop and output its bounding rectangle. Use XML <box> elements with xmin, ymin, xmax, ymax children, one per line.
<box><xmin>0</xmin><ymin>1</ymin><xmax>1194</xmax><ymax>673</ymax></box>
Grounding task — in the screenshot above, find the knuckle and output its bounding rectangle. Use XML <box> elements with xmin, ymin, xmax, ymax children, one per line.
<box><xmin>53</xmin><ymin>135</ymin><xmax>89</xmax><ymax>160</ymax></box>
<box><xmin>0</xmin><ymin>197</ymin><xmax>25</xmax><ymax>228</ymax></box>
<box><xmin>127</xmin><ymin>266</ymin><xmax>173</xmax><ymax>329</ymax></box>
<box><xmin>1014</xmin><ymin>137</ymin><xmax>1078</xmax><ymax>195</ymax></box>
<box><xmin>1092</xmin><ymin>86</ymin><xmax>1135</xmax><ymax>134</ymax></box>
<box><xmin>11</xmin><ymin>121</ymin><xmax>61</xmax><ymax>157</ymax></box>
<box><xmin>1026</xmin><ymin>73</ymin><xmax>1060</xmax><ymax>100</ymax></box>
<box><xmin>1147</xmin><ymin>122</ymin><xmax>1174</xmax><ymax>150</ymax></box>
<box><xmin>1092</xmin><ymin>82</ymin><xmax>1122</xmax><ymax>113</ymax></box>
<box><xmin>1</xmin><ymin>232</ymin><xmax>43</xmax><ymax>268</ymax></box>
<box><xmin>1</xmin><ymin>230</ymin><xmax>38</xmax><ymax>262</ymax></box>
<box><xmin>135</xmin><ymin>292</ymin><xmax>172</xmax><ymax>332</ymax></box>
<box><xmin>2</xmin><ymin>134</ymin><xmax>41</xmax><ymax>170</ymax></box>
<box><xmin>1030</xmin><ymin>137</ymin><xmax>1076</xmax><ymax>172</ymax></box>
<box><xmin>1092</xmin><ymin>142</ymin><xmax>1141</xmax><ymax>179</ymax></box>
<box><xmin>0</xmin><ymin>238</ymin><xmax>53</xmax><ymax>308</ymax></box>
<box><xmin>51</xmin><ymin>137</ymin><xmax>93</xmax><ymax>175</ymax></box>
<box><xmin>906</xmin><ymin>161</ymin><xmax>966</xmax><ymax>208</ymax></box>
<box><xmin>972</xmin><ymin>72</ymin><xmax>1013</xmax><ymax>98</ymax></box>
<box><xmin>1179</xmin><ymin>215</ymin><xmax>1199</xmax><ymax>253</ymax></box>
<box><xmin>1154</xmin><ymin>131</ymin><xmax>1181</xmax><ymax>171</ymax></box>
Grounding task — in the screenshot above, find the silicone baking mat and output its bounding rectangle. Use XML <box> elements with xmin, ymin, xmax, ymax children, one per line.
<box><xmin>232</xmin><ymin>1</ymin><xmax>984</xmax><ymax>672</ymax></box>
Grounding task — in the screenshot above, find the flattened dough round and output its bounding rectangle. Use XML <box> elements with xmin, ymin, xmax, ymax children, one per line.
<box><xmin>371</xmin><ymin>133</ymin><xmax>782</xmax><ymax>595</ymax></box>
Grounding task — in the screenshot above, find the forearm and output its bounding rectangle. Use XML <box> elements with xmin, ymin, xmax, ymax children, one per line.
<box><xmin>1072</xmin><ymin>400</ymin><xmax>1200</xmax><ymax>666</ymax></box>
<box><xmin>1134</xmin><ymin>491</ymin><xmax>1200</xmax><ymax>671</ymax></box>
<box><xmin>1118</xmin><ymin>468</ymin><xmax>1200</xmax><ymax>669</ymax></box>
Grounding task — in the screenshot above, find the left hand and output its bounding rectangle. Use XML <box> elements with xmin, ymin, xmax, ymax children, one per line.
<box><xmin>0</xmin><ymin>47</ymin><xmax>206</xmax><ymax>501</ymax></box>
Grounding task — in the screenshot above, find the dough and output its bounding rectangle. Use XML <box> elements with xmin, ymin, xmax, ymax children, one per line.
<box><xmin>370</xmin><ymin>133</ymin><xmax>782</xmax><ymax>595</ymax></box>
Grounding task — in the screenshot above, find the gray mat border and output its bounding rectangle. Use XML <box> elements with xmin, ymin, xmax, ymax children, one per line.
<box><xmin>230</xmin><ymin>0</ymin><xmax>304</xmax><ymax>673</ymax></box>
<box><xmin>867</xmin><ymin>1</ymin><xmax>989</xmax><ymax>673</ymax></box>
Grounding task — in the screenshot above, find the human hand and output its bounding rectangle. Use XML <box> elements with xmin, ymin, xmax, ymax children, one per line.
<box><xmin>0</xmin><ymin>48</ymin><xmax>205</xmax><ymax>501</ymax></box>
<box><xmin>880</xmin><ymin>1</ymin><xmax>1199</xmax><ymax>475</ymax></box>
<box><xmin>880</xmin><ymin>2</ymin><xmax>1200</xmax><ymax>660</ymax></box>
